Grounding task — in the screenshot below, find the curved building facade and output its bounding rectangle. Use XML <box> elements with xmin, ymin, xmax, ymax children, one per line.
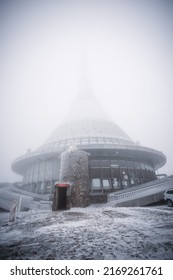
<box><xmin>11</xmin><ymin>90</ymin><xmax>166</xmax><ymax>198</ymax></box>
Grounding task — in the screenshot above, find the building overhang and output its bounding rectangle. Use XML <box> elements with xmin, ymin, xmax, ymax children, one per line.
<box><xmin>11</xmin><ymin>143</ymin><xmax>166</xmax><ymax>175</ymax></box>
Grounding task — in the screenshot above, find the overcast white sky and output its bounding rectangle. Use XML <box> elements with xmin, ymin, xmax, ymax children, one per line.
<box><xmin>0</xmin><ymin>0</ymin><xmax>173</xmax><ymax>183</ymax></box>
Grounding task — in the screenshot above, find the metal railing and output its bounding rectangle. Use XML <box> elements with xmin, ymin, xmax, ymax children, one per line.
<box><xmin>107</xmin><ymin>177</ymin><xmax>173</xmax><ymax>203</ymax></box>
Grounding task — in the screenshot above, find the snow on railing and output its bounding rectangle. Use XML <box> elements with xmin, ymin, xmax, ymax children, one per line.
<box><xmin>107</xmin><ymin>177</ymin><xmax>173</xmax><ymax>202</ymax></box>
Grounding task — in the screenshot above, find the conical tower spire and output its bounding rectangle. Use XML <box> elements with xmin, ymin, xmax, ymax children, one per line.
<box><xmin>63</xmin><ymin>51</ymin><xmax>110</xmax><ymax>122</ymax></box>
<box><xmin>75</xmin><ymin>44</ymin><xmax>97</xmax><ymax>101</ymax></box>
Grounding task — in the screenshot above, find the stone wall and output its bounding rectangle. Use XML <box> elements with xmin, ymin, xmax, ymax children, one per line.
<box><xmin>60</xmin><ymin>149</ymin><xmax>90</xmax><ymax>207</ymax></box>
<box><xmin>90</xmin><ymin>194</ymin><xmax>107</xmax><ymax>204</ymax></box>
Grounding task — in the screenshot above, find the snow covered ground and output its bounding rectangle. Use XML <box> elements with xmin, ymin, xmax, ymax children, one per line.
<box><xmin>0</xmin><ymin>205</ymin><xmax>172</xmax><ymax>260</ymax></box>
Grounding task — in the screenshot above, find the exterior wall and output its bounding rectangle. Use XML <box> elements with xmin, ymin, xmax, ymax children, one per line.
<box><xmin>21</xmin><ymin>149</ymin><xmax>157</xmax><ymax>200</ymax></box>
<box><xmin>88</xmin><ymin>155</ymin><xmax>156</xmax><ymax>194</ymax></box>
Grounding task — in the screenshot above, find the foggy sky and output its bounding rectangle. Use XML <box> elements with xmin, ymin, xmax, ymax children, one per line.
<box><xmin>0</xmin><ymin>0</ymin><xmax>173</xmax><ymax>183</ymax></box>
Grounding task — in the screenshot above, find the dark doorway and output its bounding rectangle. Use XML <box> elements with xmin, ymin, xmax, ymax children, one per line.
<box><xmin>58</xmin><ymin>187</ymin><xmax>67</xmax><ymax>210</ymax></box>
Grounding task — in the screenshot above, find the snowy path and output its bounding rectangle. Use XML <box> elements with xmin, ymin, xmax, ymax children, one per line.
<box><xmin>0</xmin><ymin>206</ymin><xmax>173</xmax><ymax>260</ymax></box>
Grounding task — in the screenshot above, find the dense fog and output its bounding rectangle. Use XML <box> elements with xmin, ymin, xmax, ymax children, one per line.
<box><xmin>0</xmin><ymin>0</ymin><xmax>173</xmax><ymax>183</ymax></box>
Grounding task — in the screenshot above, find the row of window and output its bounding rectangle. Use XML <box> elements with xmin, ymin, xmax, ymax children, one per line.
<box><xmin>89</xmin><ymin>159</ymin><xmax>153</xmax><ymax>170</ymax></box>
<box><xmin>23</xmin><ymin>173</ymin><xmax>154</xmax><ymax>195</ymax></box>
<box><xmin>23</xmin><ymin>157</ymin><xmax>156</xmax><ymax>194</ymax></box>
<box><xmin>23</xmin><ymin>159</ymin><xmax>60</xmax><ymax>185</ymax></box>
<box><xmin>23</xmin><ymin>181</ymin><xmax>55</xmax><ymax>194</ymax></box>
<box><xmin>90</xmin><ymin>167</ymin><xmax>156</xmax><ymax>180</ymax></box>
<box><xmin>23</xmin><ymin>160</ymin><xmax>155</xmax><ymax>184</ymax></box>
<box><xmin>38</xmin><ymin>137</ymin><xmax>132</xmax><ymax>152</ymax></box>
<box><xmin>91</xmin><ymin>176</ymin><xmax>154</xmax><ymax>192</ymax></box>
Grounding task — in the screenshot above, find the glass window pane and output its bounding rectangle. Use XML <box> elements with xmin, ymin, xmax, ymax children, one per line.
<box><xmin>134</xmin><ymin>161</ymin><xmax>140</xmax><ymax>169</ymax></box>
<box><xmin>102</xmin><ymin>168</ymin><xmax>111</xmax><ymax>177</ymax></box>
<box><xmin>45</xmin><ymin>160</ymin><xmax>52</xmax><ymax>181</ymax></box>
<box><xmin>90</xmin><ymin>160</ymin><xmax>100</xmax><ymax>167</ymax></box>
<box><xmin>90</xmin><ymin>168</ymin><xmax>101</xmax><ymax>178</ymax></box>
<box><xmin>52</xmin><ymin>159</ymin><xmax>60</xmax><ymax>180</ymax></box>
<box><xmin>102</xmin><ymin>179</ymin><xmax>111</xmax><ymax>189</ymax></box>
<box><xmin>92</xmin><ymin>178</ymin><xmax>101</xmax><ymax>188</ymax></box>
<box><xmin>110</xmin><ymin>160</ymin><xmax>119</xmax><ymax>166</ymax></box>
<box><xmin>101</xmin><ymin>160</ymin><xmax>109</xmax><ymax>167</ymax></box>
<box><xmin>112</xmin><ymin>178</ymin><xmax>122</xmax><ymax>188</ymax></box>
<box><xmin>32</xmin><ymin>163</ymin><xmax>39</xmax><ymax>182</ymax></box>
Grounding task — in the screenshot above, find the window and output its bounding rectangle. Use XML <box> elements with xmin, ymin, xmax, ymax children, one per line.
<box><xmin>126</xmin><ymin>160</ymin><xmax>134</xmax><ymax>168</ymax></box>
<box><xmin>134</xmin><ymin>161</ymin><xmax>140</xmax><ymax>169</ymax></box>
<box><xmin>28</xmin><ymin>165</ymin><xmax>34</xmax><ymax>184</ymax></box>
<box><xmin>37</xmin><ymin>161</ymin><xmax>46</xmax><ymax>182</ymax></box>
<box><xmin>119</xmin><ymin>160</ymin><xmax>127</xmax><ymax>168</ymax></box>
<box><xmin>90</xmin><ymin>138</ymin><xmax>97</xmax><ymax>144</ymax></box>
<box><xmin>90</xmin><ymin>168</ymin><xmax>101</xmax><ymax>178</ymax></box>
<box><xmin>98</xmin><ymin>138</ymin><xmax>105</xmax><ymax>144</ymax></box>
<box><xmin>111</xmin><ymin>167</ymin><xmax>121</xmax><ymax>178</ymax></box>
<box><xmin>52</xmin><ymin>159</ymin><xmax>60</xmax><ymax>180</ymax></box>
<box><xmin>130</xmin><ymin>179</ymin><xmax>135</xmax><ymax>185</ymax></box>
<box><xmin>140</xmin><ymin>162</ymin><xmax>145</xmax><ymax>169</ymax></box>
<box><xmin>90</xmin><ymin>160</ymin><xmax>100</xmax><ymax>167</ymax></box>
<box><xmin>113</xmin><ymin>178</ymin><xmax>122</xmax><ymax>188</ymax></box>
<box><xmin>92</xmin><ymin>178</ymin><xmax>101</xmax><ymax>189</ymax></box>
<box><xmin>112</xmin><ymin>178</ymin><xmax>118</xmax><ymax>188</ymax></box>
<box><xmin>136</xmin><ymin>169</ymin><xmax>143</xmax><ymax>179</ymax></box>
<box><xmin>101</xmin><ymin>160</ymin><xmax>109</xmax><ymax>167</ymax></box>
<box><xmin>167</xmin><ymin>190</ymin><xmax>173</xmax><ymax>194</ymax></box>
<box><xmin>101</xmin><ymin>168</ymin><xmax>111</xmax><ymax>177</ymax></box>
<box><xmin>33</xmin><ymin>163</ymin><xmax>39</xmax><ymax>182</ymax></box>
<box><xmin>45</xmin><ymin>160</ymin><xmax>53</xmax><ymax>181</ymax></box>
<box><xmin>110</xmin><ymin>160</ymin><xmax>119</xmax><ymax>166</ymax></box>
<box><xmin>122</xmin><ymin>180</ymin><xmax>128</xmax><ymax>188</ymax></box>
<box><xmin>102</xmin><ymin>179</ymin><xmax>111</xmax><ymax>189</ymax></box>
<box><xmin>81</xmin><ymin>139</ymin><xmax>89</xmax><ymax>144</ymax></box>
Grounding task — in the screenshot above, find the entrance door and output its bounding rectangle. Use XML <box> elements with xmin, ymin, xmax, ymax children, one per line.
<box><xmin>58</xmin><ymin>187</ymin><xmax>67</xmax><ymax>210</ymax></box>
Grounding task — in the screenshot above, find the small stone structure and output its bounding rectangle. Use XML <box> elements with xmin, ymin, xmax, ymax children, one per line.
<box><xmin>58</xmin><ymin>148</ymin><xmax>90</xmax><ymax>208</ymax></box>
